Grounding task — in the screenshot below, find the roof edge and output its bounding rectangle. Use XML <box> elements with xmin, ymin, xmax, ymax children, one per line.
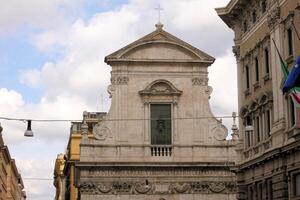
<box><xmin>104</xmin><ymin>27</ymin><xmax>215</xmax><ymax>65</ymax></box>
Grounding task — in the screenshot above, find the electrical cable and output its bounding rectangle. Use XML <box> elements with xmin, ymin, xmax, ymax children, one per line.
<box><xmin>0</xmin><ymin>115</ymin><xmax>238</xmax><ymax>123</ymax></box>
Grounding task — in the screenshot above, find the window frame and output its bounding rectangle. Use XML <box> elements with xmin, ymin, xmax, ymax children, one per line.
<box><xmin>252</xmin><ymin>11</ymin><xmax>257</xmax><ymax>23</ymax></box>
<box><xmin>290</xmin><ymin>170</ymin><xmax>300</xmax><ymax>198</ymax></box>
<box><xmin>255</xmin><ymin>116</ymin><xmax>261</xmax><ymax>143</ymax></box>
<box><xmin>246</xmin><ymin>65</ymin><xmax>250</xmax><ymax>89</ymax></box>
<box><xmin>255</xmin><ymin>57</ymin><xmax>260</xmax><ymax>82</ymax></box>
<box><xmin>150</xmin><ymin>103</ymin><xmax>172</xmax><ymax>145</ymax></box>
<box><xmin>288</xmin><ymin>97</ymin><xmax>296</xmax><ymax>128</ymax></box>
<box><xmin>243</xmin><ymin>21</ymin><xmax>248</xmax><ymax>33</ymax></box>
<box><xmin>262</xmin><ymin>1</ymin><xmax>267</xmax><ymax>13</ymax></box>
<box><xmin>287</xmin><ymin>27</ymin><xmax>294</xmax><ymax>56</ymax></box>
<box><xmin>264</xmin><ymin>48</ymin><xmax>270</xmax><ymax>75</ymax></box>
<box><xmin>265</xmin><ymin>109</ymin><xmax>271</xmax><ymax>138</ymax></box>
<box><xmin>294</xmin><ymin>173</ymin><xmax>300</xmax><ymax>197</ymax></box>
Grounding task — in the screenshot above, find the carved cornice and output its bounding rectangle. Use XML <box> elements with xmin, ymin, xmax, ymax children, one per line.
<box><xmin>267</xmin><ymin>6</ymin><xmax>281</xmax><ymax>29</ymax></box>
<box><xmin>80</xmin><ymin>166</ymin><xmax>234</xmax><ymax>177</ymax></box>
<box><xmin>79</xmin><ymin>181</ymin><xmax>237</xmax><ymax>195</ymax></box>
<box><xmin>232</xmin><ymin>45</ymin><xmax>241</xmax><ymax>59</ymax></box>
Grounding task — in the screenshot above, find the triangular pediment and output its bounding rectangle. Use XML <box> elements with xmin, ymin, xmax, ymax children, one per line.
<box><xmin>105</xmin><ymin>25</ymin><xmax>215</xmax><ymax>64</ymax></box>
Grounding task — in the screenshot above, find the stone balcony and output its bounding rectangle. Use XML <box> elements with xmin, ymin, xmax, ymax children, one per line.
<box><xmin>80</xmin><ymin>142</ymin><xmax>237</xmax><ymax>164</ymax></box>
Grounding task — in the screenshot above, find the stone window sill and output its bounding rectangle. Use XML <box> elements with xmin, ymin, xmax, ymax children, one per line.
<box><xmin>263</xmin><ymin>137</ymin><xmax>272</xmax><ymax>150</ymax></box>
<box><xmin>286</xmin><ymin>125</ymin><xmax>300</xmax><ymax>139</ymax></box>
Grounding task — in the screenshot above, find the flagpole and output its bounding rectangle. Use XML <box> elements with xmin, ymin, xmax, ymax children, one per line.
<box><xmin>292</xmin><ymin>21</ymin><xmax>300</xmax><ymax>41</ymax></box>
<box><xmin>272</xmin><ymin>38</ymin><xmax>289</xmax><ymax>79</ymax></box>
<box><xmin>272</xmin><ymin>39</ymin><xmax>285</xmax><ymax>63</ymax></box>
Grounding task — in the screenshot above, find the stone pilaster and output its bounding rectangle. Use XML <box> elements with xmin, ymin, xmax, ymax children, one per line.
<box><xmin>272</xmin><ymin>172</ymin><xmax>288</xmax><ymax>200</ymax></box>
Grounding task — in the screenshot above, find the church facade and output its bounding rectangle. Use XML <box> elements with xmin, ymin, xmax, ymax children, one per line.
<box><xmin>75</xmin><ymin>23</ymin><xmax>238</xmax><ymax>200</ymax></box>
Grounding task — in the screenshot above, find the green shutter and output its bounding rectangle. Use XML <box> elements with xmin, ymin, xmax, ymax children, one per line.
<box><xmin>151</xmin><ymin>104</ymin><xmax>172</xmax><ymax>145</ymax></box>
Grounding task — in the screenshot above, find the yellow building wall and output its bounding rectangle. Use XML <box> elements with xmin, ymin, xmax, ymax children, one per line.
<box><xmin>70</xmin><ymin>165</ymin><xmax>78</xmax><ymax>200</ymax></box>
<box><xmin>69</xmin><ymin>134</ymin><xmax>81</xmax><ymax>161</ymax></box>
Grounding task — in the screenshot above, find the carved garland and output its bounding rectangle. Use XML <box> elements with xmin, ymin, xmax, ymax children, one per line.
<box><xmin>79</xmin><ymin>181</ymin><xmax>237</xmax><ymax>195</ymax></box>
<box><xmin>111</xmin><ymin>76</ymin><xmax>129</xmax><ymax>85</ymax></box>
<box><xmin>191</xmin><ymin>77</ymin><xmax>208</xmax><ymax>86</ymax></box>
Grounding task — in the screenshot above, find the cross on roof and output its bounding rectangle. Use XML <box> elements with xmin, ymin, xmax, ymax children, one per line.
<box><xmin>154</xmin><ymin>4</ymin><xmax>163</xmax><ymax>23</ymax></box>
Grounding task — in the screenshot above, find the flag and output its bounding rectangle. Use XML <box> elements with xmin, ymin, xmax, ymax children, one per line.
<box><xmin>283</xmin><ymin>55</ymin><xmax>300</xmax><ymax>93</ymax></box>
<box><xmin>290</xmin><ymin>90</ymin><xmax>300</xmax><ymax>107</ymax></box>
<box><xmin>272</xmin><ymin>39</ymin><xmax>300</xmax><ymax>107</ymax></box>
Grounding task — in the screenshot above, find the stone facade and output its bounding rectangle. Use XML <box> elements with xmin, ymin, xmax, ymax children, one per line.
<box><xmin>54</xmin><ymin>112</ymin><xmax>106</xmax><ymax>200</ymax></box>
<box><xmin>216</xmin><ymin>0</ymin><xmax>300</xmax><ymax>199</ymax></box>
<box><xmin>75</xmin><ymin>24</ymin><xmax>238</xmax><ymax>200</ymax></box>
<box><xmin>0</xmin><ymin>124</ymin><xmax>26</xmax><ymax>200</ymax></box>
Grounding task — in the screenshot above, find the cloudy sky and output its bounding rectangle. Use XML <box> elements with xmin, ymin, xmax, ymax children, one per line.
<box><xmin>0</xmin><ymin>0</ymin><xmax>236</xmax><ymax>199</ymax></box>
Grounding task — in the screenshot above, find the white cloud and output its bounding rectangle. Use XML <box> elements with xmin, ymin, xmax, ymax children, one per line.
<box><xmin>0</xmin><ymin>88</ymin><xmax>24</xmax><ymax>112</ymax></box>
<box><xmin>0</xmin><ymin>88</ymin><xmax>91</xmax><ymax>198</ymax></box>
<box><xmin>0</xmin><ymin>0</ymin><xmax>87</xmax><ymax>34</ymax></box>
<box><xmin>0</xmin><ymin>88</ymin><xmax>91</xmax><ymax>143</ymax></box>
<box><xmin>16</xmin><ymin>159</ymin><xmax>55</xmax><ymax>199</ymax></box>
<box><xmin>209</xmin><ymin>49</ymin><xmax>238</xmax><ymax>131</ymax></box>
<box><xmin>20</xmin><ymin>69</ymin><xmax>41</xmax><ymax>88</ymax></box>
<box><xmin>22</xmin><ymin>0</ymin><xmax>233</xmax><ymax>107</ymax></box>
<box><xmin>209</xmin><ymin>49</ymin><xmax>238</xmax><ymax>115</ymax></box>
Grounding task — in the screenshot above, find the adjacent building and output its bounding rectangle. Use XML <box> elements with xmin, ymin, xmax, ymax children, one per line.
<box><xmin>0</xmin><ymin>124</ymin><xmax>26</xmax><ymax>200</ymax></box>
<box><xmin>216</xmin><ymin>0</ymin><xmax>300</xmax><ymax>199</ymax></box>
<box><xmin>54</xmin><ymin>112</ymin><xmax>105</xmax><ymax>200</ymax></box>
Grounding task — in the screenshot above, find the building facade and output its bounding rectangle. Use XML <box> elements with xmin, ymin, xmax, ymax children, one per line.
<box><xmin>216</xmin><ymin>0</ymin><xmax>300</xmax><ymax>199</ymax></box>
<box><xmin>54</xmin><ymin>112</ymin><xmax>105</xmax><ymax>200</ymax></box>
<box><xmin>0</xmin><ymin>124</ymin><xmax>26</xmax><ymax>200</ymax></box>
<box><xmin>74</xmin><ymin>24</ymin><xmax>238</xmax><ymax>200</ymax></box>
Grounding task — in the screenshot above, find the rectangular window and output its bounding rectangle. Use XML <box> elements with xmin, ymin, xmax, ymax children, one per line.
<box><xmin>245</xmin><ymin>116</ymin><xmax>252</xmax><ymax>147</ymax></box>
<box><xmin>255</xmin><ymin>57</ymin><xmax>259</xmax><ymax>82</ymax></box>
<box><xmin>252</xmin><ymin>11</ymin><xmax>257</xmax><ymax>23</ymax></box>
<box><xmin>257</xmin><ymin>182</ymin><xmax>263</xmax><ymax>200</ymax></box>
<box><xmin>266</xmin><ymin>110</ymin><xmax>271</xmax><ymax>137</ymax></box>
<box><xmin>265</xmin><ymin>49</ymin><xmax>270</xmax><ymax>74</ymax></box>
<box><xmin>246</xmin><ymin>131</ymin><xmax>251</xmax><ymax>147</ymax></box>
<box><xmin>289</xmin><ymin>97</ymin><xmax>295</xmax><ymax>127</ymax></box>
<box><xmin>266</xmin><ymin>178</ymin><xmax>273</xmax><ymax>200</ymax></box>
<box><xmin>262</xmin><ymin>1</ymin><xmax>267</xmax><ymax>13</ymax></box>
<box><xmin>248</xmin><ymin>185</ymin><xmax>254</xmax><ymax>200</ymax></box>
<box><xmin>295</xmin><ymin>173</ymin><xmax>300</xmax><ymax>196</ymax></box>
<box><xmin>246</xmin><ymin>66</ymin><xmax>250</xmax><ymax>89</ymax></box>
<box><xmin>244</xmin><ymin>21</ymin><xmax>248</xmax><ymax>33</ymax></box>
<box><xmin>151</xmin><ymin>104</ymin><xmax>172</xmax><ymax>145</ymax></box>
<box><xmin>256</xmin><ymin>116</ymin><xmax>260</xmax><ymax>143</ymax></box>
<box><xmin>287</xmin><ymin>28</ymin><xmax>293</xmax><ymax>56</ymax></box>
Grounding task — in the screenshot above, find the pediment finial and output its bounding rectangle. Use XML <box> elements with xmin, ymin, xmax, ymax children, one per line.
<box><xmin>155</xmin><ymin>22</ymin><xmax>164</xmax><ymax>30</ymax></box>
<box><xmin>155</xmin><ymin>4</ymin><xmax>164</xmax><ymax>30</ymax></box>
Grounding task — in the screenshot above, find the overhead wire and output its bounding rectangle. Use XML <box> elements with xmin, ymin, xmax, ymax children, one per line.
<box><xmin>0</xmin><ymin>115</ymin><xmax>238</xmax><ymax>123</ymax></box>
